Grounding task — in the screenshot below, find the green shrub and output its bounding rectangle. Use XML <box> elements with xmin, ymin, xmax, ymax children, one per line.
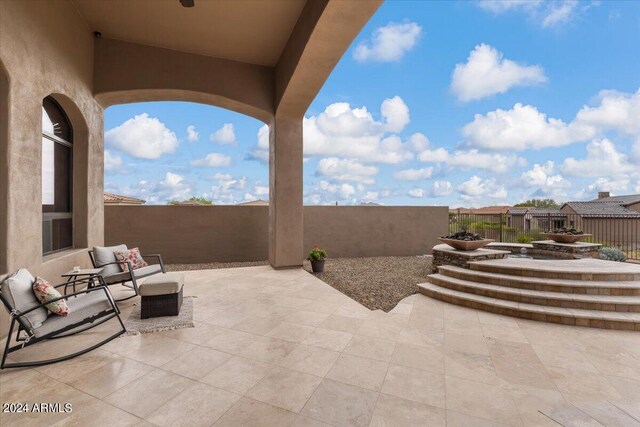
<box><xmin>599</xmin><ymin>247</ymin><xmax>626</xmax><ymax>262</ymax></box>
<box><xmin>307</xmin><ymin>246</ymin><xmax>327</xmax><ymax>261</ymax></box>
<box><xmin>516</xmin><ymin>235</ymin><xmax>533</xmax><ymax>244</ymax></box>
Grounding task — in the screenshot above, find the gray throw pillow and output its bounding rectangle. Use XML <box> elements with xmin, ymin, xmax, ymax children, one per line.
<box><xmin>93</xmin><ymin>244</ymin><xmax>128</xmax><ymax>276</ymax></box>
<box><xmin>0</xmin><ymin>268</ymin><xmax>48</xmax><ymax>331</ymax></box>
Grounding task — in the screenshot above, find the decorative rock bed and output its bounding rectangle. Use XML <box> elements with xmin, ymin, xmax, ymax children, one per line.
<box><xmin>432</xmin><ymin>244</ymin><xmax>510</xmax><ymax>273</ymax></box>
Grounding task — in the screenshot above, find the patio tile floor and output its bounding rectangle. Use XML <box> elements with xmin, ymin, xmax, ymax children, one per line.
<box><xmin>1</xmin><ymin>265</ymin><xmax>639</xmax><ymax>426</ymax></box>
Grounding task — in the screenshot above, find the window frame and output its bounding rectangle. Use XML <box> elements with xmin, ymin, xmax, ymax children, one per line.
<box><xmin>42</xmin><ymin>97</ymin><xmax>74</xmax><ymax>256</ymax></box>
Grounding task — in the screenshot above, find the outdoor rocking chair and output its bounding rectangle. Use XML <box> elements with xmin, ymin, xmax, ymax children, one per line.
<box><xmin>88</xmin><ymin>245</ymin><xmax>166</xmax><ymax>302</ymax></box>
<box><xmin>0</xmin><ymin>268</ymin><xmax>126</xmax><ymax>369</ymax></box>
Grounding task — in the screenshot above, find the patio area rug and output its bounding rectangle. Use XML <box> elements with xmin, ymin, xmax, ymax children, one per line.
<box><xmin>123</xmin><ymin>297</ymin><xmax>194</xmax><ymax>335</ymax></box>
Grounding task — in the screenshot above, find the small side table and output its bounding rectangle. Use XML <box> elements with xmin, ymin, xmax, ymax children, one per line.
<box><xmin>61</xmin><ymin>268</ymin><xmax>104</xmax><ymax>295</ymax></box>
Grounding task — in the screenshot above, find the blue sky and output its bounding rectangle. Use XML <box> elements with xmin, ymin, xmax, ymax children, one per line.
<box><xmin>104</xmin><ymin>0</ymin><xmax>640</xmax><ymax>206</ymax></box>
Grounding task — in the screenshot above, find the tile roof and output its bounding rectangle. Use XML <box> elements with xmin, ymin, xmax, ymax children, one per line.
<box><xmin>526</xmin><ymin>209</ymin><xmax>566</xmax><ymax>217</ymax></box>
<box><xmin>507</xmin><ymin>208</ymin><xmax>529</xmax><ymax>215</ymax></box>
<box><xmin>103</xmin><ymin>192</ymin><xmax>146</xmax><ymax>205</ymax></box>
<box><xmin>564</xmin><ymin>201</ymin><xmax>640</xmax><ymax>218</ymax></box>
<box><xmin>590</xmin><ymin>194</ymin><xmax>640</xmax><ymax>205</ymax></box>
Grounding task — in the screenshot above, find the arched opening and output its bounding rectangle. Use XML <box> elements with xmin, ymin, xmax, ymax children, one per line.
<box><xmin>102</xmin><ymin>101</ymin><xmax>270</xmax><ymax>263</ymax></box>
<box><xmin>0</xmin><ymin>61</ymin><xmax>9</xmax><ymax>274</ymax></box>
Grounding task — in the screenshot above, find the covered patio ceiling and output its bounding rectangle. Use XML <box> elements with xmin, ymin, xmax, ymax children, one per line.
<box><xmin>72</xmin><ymin>0</ymin><xmax>306</xmax><ymax>67</ymax></box>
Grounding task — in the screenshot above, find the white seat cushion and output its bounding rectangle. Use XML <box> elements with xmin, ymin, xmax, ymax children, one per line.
<box><xmin>139</xmin><ymin>273</ymin><xmax>184</xmax><ymax>296</ymax></box>
<box><xmin>102</xmin><ymin>264</ymin><xmax>162</xmax><ymax>284</ymax></box>
<box><xmin>34</xmin><ymin>289</ymin><xmax>113</xmax><ymax>338</ymax></box>
<box><xmin>1</xmin><ymin>269</ymin><xmax>48</xmax><ymax>331</ymax></box>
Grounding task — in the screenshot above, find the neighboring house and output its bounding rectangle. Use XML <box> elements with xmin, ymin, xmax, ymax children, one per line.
<box><xmin>506</xmin><ymin>208</ymin><xmax>566</xmax><ymax>230</ymax></box>
<box><xmin>560</xmin><ymin>192</ymin><xmax>640</xmax><ymax>244</ymax></box>
<box><xmin>104</xmin><ymin>193</ymin><xmax>145</xmax><ymax>205</ymax></box>
<box><xmin>237</xmin><ymin>200</ymin><xmax>269</xmax><ymax>206</ymax></box>
<box><xmin>452</xmin><ymin>206</ymin><xmax>510</xmax><ymax>215</ymax></box>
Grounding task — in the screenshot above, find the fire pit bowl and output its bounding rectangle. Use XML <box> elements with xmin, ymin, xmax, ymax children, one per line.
<box><xmin>542</xmin><ymin>233</ymin><xmax>592</xmax><ymax>244</ymax></box>
<box><xmin>438</xmin><ymin>238</ymin><xmax>494</xmax><ymax>251</ymax></box>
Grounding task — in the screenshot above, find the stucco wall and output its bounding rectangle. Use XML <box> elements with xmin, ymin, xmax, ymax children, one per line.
<box><xmin>104</xmin><ymin>206</ymin><xmax>448</xmax><ymax>264</ymax></box>
<box><xmin>0</xmin><ymin>0</ymin><xmax>105</xmax><ymax>335</ymax></box>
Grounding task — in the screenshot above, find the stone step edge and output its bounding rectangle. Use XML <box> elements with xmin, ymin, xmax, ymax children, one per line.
<box><xmin>468</xmin><ymin>262</ymin><xmax>640</xmax><ymax>281</ymax></box>
<box><xmin>428</xmin><ymin>274</ymin><xmax>640</xmax><ymax>312</ymax></box>
<box><xmin>437</xmin><ymin>265</ymin><xmax>640</xmax><ymax>295</ymax></box>
<box><xmin>418</xmin><ymin>283</ymin><xmax>640</xmax><ymax>331</ymax></box>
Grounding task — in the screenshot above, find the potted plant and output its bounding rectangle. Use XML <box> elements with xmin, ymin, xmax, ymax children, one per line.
<box><xmin>307</xmin><ymin>246</ymin><xmax>327</xmax><ymax>273</ymax></box>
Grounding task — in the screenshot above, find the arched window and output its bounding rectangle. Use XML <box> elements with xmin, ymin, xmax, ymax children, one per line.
<box><xmin>42</xmin><ymin>97</ymin><xmax>73</xmax><ymax>254</ymax></box>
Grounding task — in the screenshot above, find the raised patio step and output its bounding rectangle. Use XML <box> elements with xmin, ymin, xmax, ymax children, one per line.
<box><xmin>419</xmin><ymin>283</ymin><xmax>640</xmax><ymax>331</ymax></box>
<box><xmin>428</xmin><ymin>274</ymin><xmax>640</xmax><ymax>312</ymax></box>
<box><xmin>437</xmin><ymin>265</ymin><xmax>640</xmax><ymax>296</ymax></box>
<box><xmin>468</xmin><ymin>258</ymin><xmax>640</xmax><ymax>281</ymax></box>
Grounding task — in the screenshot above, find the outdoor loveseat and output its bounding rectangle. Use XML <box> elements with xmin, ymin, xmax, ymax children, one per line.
<box><xmin>89</xmin><ymin>245</ymin><xmax>165</xmax><ymax>301</ymax></box>
<box><xmin>0</xmin><ymin>269</ymin><xmax>125</xmax><ymax>369</ymax></box>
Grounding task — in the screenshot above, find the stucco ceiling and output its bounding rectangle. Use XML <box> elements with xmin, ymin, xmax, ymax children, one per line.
<box><xmin>72</xmin><ymin>0</ymin><xmax>307</xmax><ymax>66</ymax></box>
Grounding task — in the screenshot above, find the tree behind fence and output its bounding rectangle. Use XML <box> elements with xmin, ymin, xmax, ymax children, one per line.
<box><xmin>449</xmin><ymin>213</ymin><xmax>639</xmax><ymax>261</ymax></box>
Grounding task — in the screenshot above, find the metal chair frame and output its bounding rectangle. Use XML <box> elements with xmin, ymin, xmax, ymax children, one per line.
<box><xmin>0</xmin><ymin>277</ymin><xmax>125</xmax><ymax>369</ymax></box>
<box><xmin>88</xmin><ymin>251</ymin><xmax>165</xmax><ymax>302</ymax></box>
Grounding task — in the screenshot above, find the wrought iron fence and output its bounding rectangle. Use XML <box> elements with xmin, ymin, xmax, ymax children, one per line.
<box><xmin>449</xmin><ymin>212</ymin><xmax>640</xmax><ymax>261</ymax></box>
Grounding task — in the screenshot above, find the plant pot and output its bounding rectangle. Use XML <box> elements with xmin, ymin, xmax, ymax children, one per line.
<box><xmin>310</xmin><ymin>259</ymin><xmax>326</xmax><ymax>273</ymax></box>
<box><xmin>438</xmin><ymin>238</ymin><xmax>494</xmax><ymax>251</ymax></box>
<box><xmin>542</xmin><ymin>233</ymin><xmax>592</xmax><ymax>244</ymax></box>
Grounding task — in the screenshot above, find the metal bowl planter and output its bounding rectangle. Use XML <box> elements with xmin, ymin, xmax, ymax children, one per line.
<box><xmin>439</xmin><ymin>238</ymin><xmax>494</xmax><ymax>251</ymax></box>
<box><xmin>542</xmin><ymin>233</ymin><xmax>592</xmax><ymax>244</ymax></box>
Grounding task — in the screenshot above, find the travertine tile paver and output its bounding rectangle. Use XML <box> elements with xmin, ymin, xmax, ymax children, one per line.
<box><xmin>1</xmin><ymin>265</ymin><xmax>638</xmax><ymax>427</ymax></box>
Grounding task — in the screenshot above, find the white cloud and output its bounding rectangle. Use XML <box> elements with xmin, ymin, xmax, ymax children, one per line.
<box><xmin>393</xmin><ymin>167</ymin><xmax>433</xmax><ymax>181</ymax></box>
<box><xmin>253</xmin><ymin>185</ymin><xmax>269</xmax><ymax>196</ymax></box>
<box><xmin>586</xmin><ymin>177</ymin><xmax>630</xmax><ymax>193</ymax></box>
<box><xmin>304</xmin><ymin>180</ymin><xmax>359</xmax><ymax>205</ymax></box>
<box><xmin>105</xmin><ymin>113</ymin><xmax>179</xmax><ymax>160</ymax></box>
<box><xmin>248</xmin><ymin>124</ymin><xmax>270</xmax><ymax>163</ymax></box>
<box><xmin>414</xmin><ymin>133</ymin><xmax>525</xmax><ymax>173</ymax></box>
<box><xmin>575</xmin><ymin>89</ymin><xmax>640</xmax><ymax>137</ymax></box>
<box><xmin>561</xmin><ymin>139</ymin><xmax>636</xmax><ymax>177</ymax></box>
<box><xmin>432</xmin><ymin>180</ymin><xmax>454</xmax><ymax>197</ymax></box>
<box><xmin>361</xmin><ymin>191</ymin><xmax>379</xmax><ymax>203</ymax></box>
<box><xmin>303</xmin><ymin>98</ymin><xmax>414</xmax><ymax>164</ymax></box>
<box><xmin>381</xmin><ymin>96</ymin><xmax>410</xmax><ymax>132</ymax></box>
<box><xmin>210</xmin><ymin>123</ymin><xmax>237</xmax><ymax>145</ymax></box>
<box><xmin>458</xmin><ymin>176</ymin><xmax>508</xmax><ymax>201</ymax></box>
<box><xmin>316</xmin><ymin>158</ymin><xmax>378</xmax><ymax>184</ymax></box>
<box><xmin>462</xmin><ymin>88</ymin><xmax>640</xmax><ymax>151</ymax></box>
<box><xmin>407</xmin><ymin>180</ymin><xmax>453</xmax><ymax>199</ymax></box>
<box><xmin>159</xmin><ymin>172</ymin><xmax>192</xmax><ymax>202</ymax></box>
<box><xmin>186</xmin><ymin>125</ymin><xmax>199</xmax><ymax>142</ymax></box>
<box><xmin>191</xmin><ymin>153</ymin><xmax>232</xmax><ymax>168</ymax></box>
<box><xmin>462</xmin><ymin>103</ymin><xmax>593</xmax><ymax>150</ymax></box>
<box><xmin>408</xmin><ymin>188</ymin><xmax>425</xmax><ymax>198</ymax></box>
<box><xmin>477</xmin><ymin>0</ymin><xmax>542</xmax><ymax>14</ymax></box>
<box><xmin>451</xmin><ymin>44</ymin><xmax>547</xmax><ymax>102</ymax></box>
<box><xmin>104</xmin><ymin>150</ymin><xmax>124</xmax><ymax>173</ymax></box>
<box><xmin>353</xmin><ymin>21</ymin><xmax>422</xmax><ymax>63</ymax></box>
<box><xmin>520</xmin><ymin>161</ymin><xmax>570</xmax><ymax>188</ymax></box>
<box><xmin>207</xmin><ymin>173</ymin><xmax>248</xmax><ymax>204</ymax></box>
<box><xmin>477</xmin><ymin>0</ymin><xmax>584</xmax><ymax>29</ymax></box>
<box><xmin>542</xmin><ymin>0</ymin><xmax>578</xmax><ymax>28</ymax></box>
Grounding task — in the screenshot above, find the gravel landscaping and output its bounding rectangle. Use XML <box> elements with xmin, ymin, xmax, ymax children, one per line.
<box><xmin>166</xmin><ymin>260</ymin><xmax>269</xmax><ymax>271</ymax></box>
<box><xmin>304</xmin><ymin>256</ymin><xmax>432</xmax><ymax>312</ymax></box>
<box><xmin>167</xmin><ymin>256</ymin><xmax>432</xmax><ymax>312</ymax></box>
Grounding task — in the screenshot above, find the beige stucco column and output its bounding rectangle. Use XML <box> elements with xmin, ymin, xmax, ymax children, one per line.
<box><xmin>269</xmin><ymin>116</ymin><xmax>303</xmax><ymax>268</ymax></box>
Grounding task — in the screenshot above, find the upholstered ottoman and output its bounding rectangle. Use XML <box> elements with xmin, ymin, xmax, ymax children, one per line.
<box><xmin>139</xmin><ymin>273</ymin><xmax>184</xmax><ymax>319</ymax></box>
